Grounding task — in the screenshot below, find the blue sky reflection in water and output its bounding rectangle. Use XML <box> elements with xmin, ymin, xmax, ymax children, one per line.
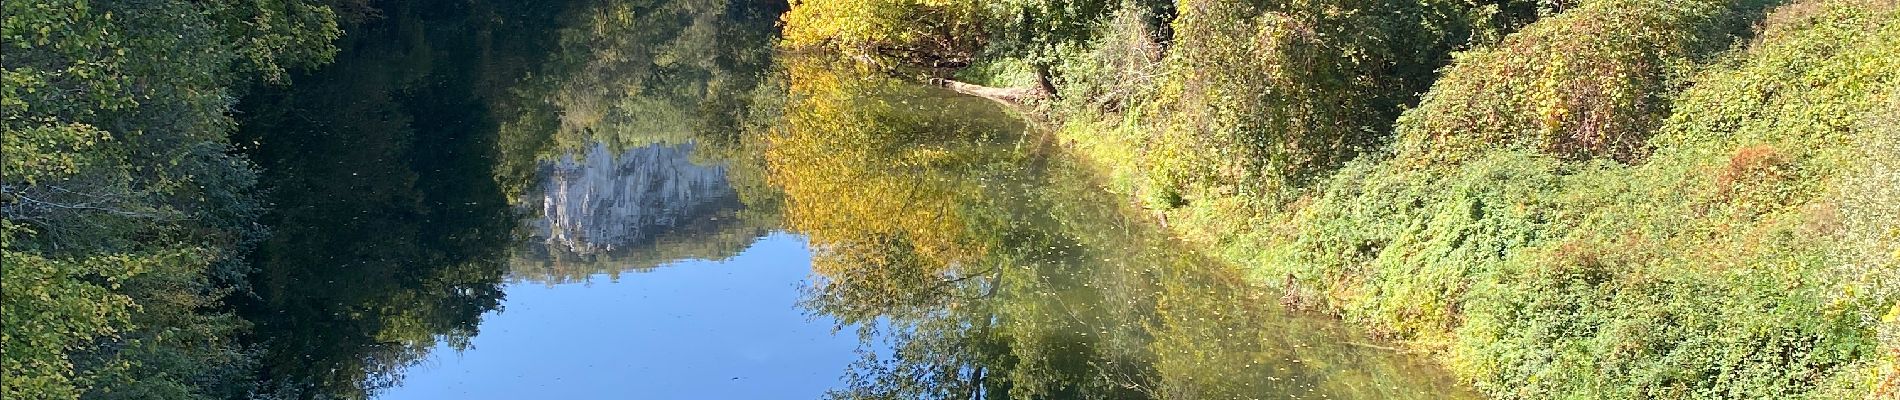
<box><xmin>378</xmin><ymin>233</ymin><xmax>861</xmax><ymax>399</ymax></box>
<box><xmin>227</xmin><ymin>0</ymin><xmax>1481</xmax><ymax>396</ymax></box>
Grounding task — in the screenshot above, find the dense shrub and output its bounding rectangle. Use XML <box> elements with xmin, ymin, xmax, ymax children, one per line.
<box><xmin>1841</xmin><ymin>98</ymin><xmax>1899</xmax><ymax>398</ymax></box>
<box><xmin>780</xmin><ymin>0</ymin><xmax>991</xmax><ymax>66</ymax></box>
<box><xmin>1147</xmin><ymin>0</ymin><xmax>1485</xmax><ymax>199</ymax></box>
<box><xmin>1392</xmin><ymin>0</ymin><xmax>1771</xmax><ymax>163</ymax></box>
<box><xmin>1046</xmin><ymin>0</ymin><xmax>1897</xmax><ymax>398</ymax></box>
<box><xmin>783</xmin><ymin>0</ymin><xmax>1137</xmax><ymax>85</ymax></box>
<box><xmin>1050</xmin><ymin>0</ymin><xmax>1563</xmax><ymax>214</ymax></box>
<box><xmin>1246</xmin><ymin>1</ymin><xmax>1899</xmax><ymax>398</ymax></box>
<box><xmin>1255</xmin><ymin>151</ymin><xmax>1582</xmax><ymax>342</ymax></box>
<box><xmin>1048</xmin><ymin>4</ymin><xmax>1169</xmax><ymax>114</ymax></box>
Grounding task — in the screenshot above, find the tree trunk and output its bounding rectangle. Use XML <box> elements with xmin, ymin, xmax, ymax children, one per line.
<box><xmin>1034</xmin><ymin>62</ymin><xmax>1058</xmax><ymax>97</ymax></box>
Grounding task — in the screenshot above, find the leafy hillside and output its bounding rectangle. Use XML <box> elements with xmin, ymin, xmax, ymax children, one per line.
<box><xmin>781</xmin><ymin>0</ymin><xmax>1899</xmax><ymax>398</ymax></box>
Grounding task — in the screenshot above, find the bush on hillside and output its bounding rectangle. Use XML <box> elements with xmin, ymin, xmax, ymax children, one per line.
<box><xmin>1255</xmin><ymin>151</ymin><xmax>1583</xmax><ymax>342</ymax></box>
<box><xmin>1840</xmin><ymin>98</ymin><xmax>1898</xmax><ymax>398</ymax></box>
<box><xmin>1050</xmin><ymin>4</ymin><xmax>1169</xmax><ymax>114</ymax></box>
<box><xmin>1393</xmin><ymin>0</ymin><xmax>1769</xmax><ymax>164</ymax></box>
<box><xmin>1234</xmin><ymin>1</ymin><xmax>1896</xmax><ymax>398</ymax></box>
<box><xmin>1149</xmin><ymin>0</ymin><xmax>1483</xmax><ymax>199</ymax></box>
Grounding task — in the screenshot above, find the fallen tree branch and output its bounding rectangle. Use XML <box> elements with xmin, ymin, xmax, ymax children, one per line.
<box><xmin>929</xmin><ymin>78</ymin><xmax>1047</xmax><ymax>107</ymax></box>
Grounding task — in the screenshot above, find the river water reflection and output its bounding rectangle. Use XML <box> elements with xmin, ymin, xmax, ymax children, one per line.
<box><xmin>232</xmin><ymin>0</ymin><xmax>1479</xmax><ymax>398</ymax></box>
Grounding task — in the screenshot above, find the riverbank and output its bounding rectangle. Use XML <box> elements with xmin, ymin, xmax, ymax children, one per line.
<box><xmin>778</xmin><ymin>0</ymin><xmax>1899</xmax><ymax>398</ymax></box>
<box><xmin>1037</xmin><ymin>1</ymin><xmax>1900</xmax><ymax>399</ymax></box>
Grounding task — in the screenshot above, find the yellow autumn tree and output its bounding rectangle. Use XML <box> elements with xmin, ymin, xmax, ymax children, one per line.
<box><xmin>781</xmin><ymin>0</ymin><xmax>989</xmax><ymax>65</ymax></box>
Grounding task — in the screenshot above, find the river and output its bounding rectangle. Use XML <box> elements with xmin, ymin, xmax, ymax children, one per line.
<box><xmin>228</xmin><ymin>0</ymin><xmax>1477</xmax><ymax>398</ymax></box>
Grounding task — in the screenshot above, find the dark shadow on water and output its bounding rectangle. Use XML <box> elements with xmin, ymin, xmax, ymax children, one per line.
<box><xmin>230</xmin><ymin>0</ymin><xmax>565</xmax><ymax>397</ymax></box>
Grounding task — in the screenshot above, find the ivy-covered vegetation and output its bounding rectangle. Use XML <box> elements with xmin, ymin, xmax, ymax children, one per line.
<box><xmin>781</xmin><ymin>0</ymin><xmax>1899</xmax><ymax>398</ymax></box>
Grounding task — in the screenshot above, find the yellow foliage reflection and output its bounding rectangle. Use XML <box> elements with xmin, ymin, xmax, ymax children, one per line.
<box><xmin>767</xmin><ymin>57</ymin><xmax>1028</xmax><ymax>318</ymax></box>
<box><xmin>763</xmin><ymin>56</ymin><xmax>1476</xmax><ymax>399</ymax></box>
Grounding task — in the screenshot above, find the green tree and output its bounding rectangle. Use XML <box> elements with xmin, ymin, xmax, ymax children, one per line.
<box><xmin>3</xmin><ymin>0</ymin><xmax>338</xmax><ymax>397</ymax></box>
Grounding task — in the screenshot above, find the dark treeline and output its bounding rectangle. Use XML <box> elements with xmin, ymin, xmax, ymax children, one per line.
<box><xmin>4</xmin><ymin>0</ymin><xmax>344</xmax><ymax>397</ymax></box>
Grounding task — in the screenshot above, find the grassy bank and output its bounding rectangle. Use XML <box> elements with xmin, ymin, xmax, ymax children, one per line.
<box><xmin>780</xmin><ymin>0</ymin><xmax>1899</xmax><ymax>398</ymax></box>
<box><xmin>1055</xmin><ymin>1</ymin><xmax>1899</xmax><ymax>398</ymax></box>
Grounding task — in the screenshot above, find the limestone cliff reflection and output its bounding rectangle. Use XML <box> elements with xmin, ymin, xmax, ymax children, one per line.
<box><xmin>511</xmin><ymin>143</ymin><xmax>769</xmax><ymax>283</ymax></box>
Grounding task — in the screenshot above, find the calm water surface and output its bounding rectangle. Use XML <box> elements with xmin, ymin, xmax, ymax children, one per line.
<box><xmin>231</xmin><ymin>0</ymin><xmax>1478</xmax><ymax>398</ymax></box>
<box><xmin>383</xmin><ymin>234</ymin><xmax>857</xmax><ymax>399</ymax></box>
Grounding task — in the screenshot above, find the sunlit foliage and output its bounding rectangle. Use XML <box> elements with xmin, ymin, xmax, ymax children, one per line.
<box><xmin>1225</xmin><ymin>1</ymin><xmax>1896</xmax><ymax>398</ymax></box>
<box><xmin>1035</xmin><ymin>0</ymin><xmax>1558</xmax><ymax>211</ymax></box>
<box><xmin>780</xmin><ymin>0</ymin><xmax>1128</xmax><ymax>89</ymax></box>
<box><xmin>1392</xmin><ymin>0</ymin><xmax>1769</xmax><ymax>163</ymax></box>
<box><xmin>1004</xmin><ymin>0</ymin><xmax>1899</xmax><ymax>398</ymax></box>
<box><xmin>781</xmin><ymin>0</ymin><xmax>990</xmax><ymax>66</ymax></box>
<box><xmin>1841</xmin><ymin>97</ymin><xmax>1899</xmax><ymax>399</ymax></box>
<box><xmin>1147</xmin><ymin>0</ymin><xmax>1481</xmax><ymax>195</ymax></box>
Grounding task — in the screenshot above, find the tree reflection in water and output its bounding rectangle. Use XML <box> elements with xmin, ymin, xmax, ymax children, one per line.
<box><xmin>231</xmin><ymin>0</ymin><xmax>1479</xmax><ymax>396</ymax></box>
<box><xmin>768</xmin><ymin>60</ymin><xmax>1479</xmax><ymax>400</ymax></box>
<box><xmin>232</xmin><ymin>0</ymin><xmax>789</xmax><ymax>396</ymax></box>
